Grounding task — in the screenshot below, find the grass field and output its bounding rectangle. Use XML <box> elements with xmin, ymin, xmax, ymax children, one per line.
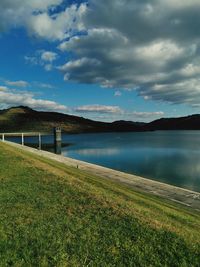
<box><xmin>0</xmin><ymin>142</ymin><xmax>200</xmax><ymax>266</ymax></box>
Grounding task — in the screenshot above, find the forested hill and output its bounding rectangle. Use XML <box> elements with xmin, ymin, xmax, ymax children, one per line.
<box><xmin>0</xmin><ymin>106</ymin><xmax>146</xmax><ymax>133</ymax></box>
<box><xmin>0</xmin><ymin>106</ymin><xmax>200</xmax><ymax>133</ymax></box>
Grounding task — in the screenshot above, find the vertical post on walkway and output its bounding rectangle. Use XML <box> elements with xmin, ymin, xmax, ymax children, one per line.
<box><xmin>22</xmin><ymin>133</ymin><xmax>24</xmax><ymax>146</ymax></box>
<box><xmin>38</xmin><ymin>133</ymin><xmax>41</xmax><ymax>150</ymax></box>
<box><xmin>54</xmin><ymin>127</ymin><xmax>62</xmax><ymax>154</ymax></box>
<box><xmin>2</xmin><ymin>134</ymin><xmax>4</xmax><ymax>142</ymax></box>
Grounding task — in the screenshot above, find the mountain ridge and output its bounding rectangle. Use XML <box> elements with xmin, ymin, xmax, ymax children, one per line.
<box><xmin>0</xmin><ymin>106</ymin><xmax>200</xmax><ymax>133</ymax></box>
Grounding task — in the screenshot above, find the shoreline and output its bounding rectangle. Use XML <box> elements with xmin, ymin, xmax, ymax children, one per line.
<box><xmin>2</xmin><ymin>140</ymin><xmax>200</xmax><ymax>212</ymax></box>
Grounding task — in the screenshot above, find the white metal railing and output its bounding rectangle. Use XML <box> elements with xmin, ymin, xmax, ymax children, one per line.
<box><xmin>0</xmin><ymin>132</ymin><xmax>49</xmax><ymax>149</ymax></box>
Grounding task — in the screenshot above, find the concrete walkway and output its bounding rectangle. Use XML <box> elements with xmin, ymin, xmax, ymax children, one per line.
<box><xmin>2</xmin><ymin>141</ymin><xmax>200</xmax><ymax>212</ymax></box>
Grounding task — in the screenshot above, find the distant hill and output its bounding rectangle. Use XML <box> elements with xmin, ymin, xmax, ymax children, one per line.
<box><xmin>0</xmin><ymin>106</ymin><xmax>200</xmax><ymax>133</ymax></box>
<box><xmin>0</xmin><ymin>106</ymin><xmax>145</xmax><ymax>133</ymax></box>
<box><xmin>148</xmin><ymin>115</ymin><xmax>200</xmax><ymax>130</ymax></box>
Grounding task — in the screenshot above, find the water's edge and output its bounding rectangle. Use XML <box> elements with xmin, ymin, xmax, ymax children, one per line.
<box><xmin>2</xmin><ymin>140</ymin><xmax>200</xmax><ymax>212</ymax></box>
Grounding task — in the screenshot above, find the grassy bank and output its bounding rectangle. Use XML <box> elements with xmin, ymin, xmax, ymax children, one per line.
<box><xmin>0</xmin><ymin>142</ymin><xmax>200</xmax><ymax>266</ymax></box>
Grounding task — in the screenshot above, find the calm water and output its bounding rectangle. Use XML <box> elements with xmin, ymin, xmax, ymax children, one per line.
<box><xmin>5</xmin><ymin>131</ymin><xmax>200</xmax><ymax>192</ymax></box>
<box><xmin>62</xmin><ymin>131</ymin><xmax>200</xmax><ymax>192</ymax></box>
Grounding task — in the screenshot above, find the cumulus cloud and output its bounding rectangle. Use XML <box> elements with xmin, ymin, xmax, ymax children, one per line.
<box><xmin>41</xmin><ymin>51</ymin><xmax>58</xmax><ymax>62</ymax></box>
<box><xmin>5</xmin><ymin>80</ymin><xmax>29</xmax><ymax>88</ymax></box>
<box><xmin>2</xmin><ymin>79</ymin><xmax>55</xmax><ymax>90</ymax></box>
<box><xmin>58</xmin><ymin>57</ymin><xmax>102</xmax><ymax>82</ymax></box>
<box><xmin>1</xmin><ymin>0</ymin><xmax>200</xmax><ymax>107</ymax></box>
<box><xmin>0</xmin><ymin>0</ymin><xmax>62</xmax><ymax>31</ymax></box>
<box><xmin>74</xmin><ymin>105</ymin><xmax>123</xmax><ymax>114</ymax></box>
<box><xmin>0</xmin><ymin>87</ymin><xmax>68</xmax><ymax>112</ymax></box>
<box><xmin>79</xmin><ymin>110</ymin><xmax>164</xmax><ymax>122</ymax></box>
<box><xmin>0</xmin><ymin>1</ymin><xmax>87</xmax><ymax>41</ymax></box>
<box><xmin>25</xmin><ymin>50</ymin><xmax>58</xmax><ymax>71</ymax></box>
<box><xmin>27</xmin><ymin>4</ymin><xmax>87</xmax><ymax>41</ymax></box>
<box><xmin>57</xmin><ymin>0</ymin><xmax>200</xmax><ymax>107</ymax></box>
<box><xmin>139</xmin><ymin>79</ymin><xmax>200</xmax><ymax>107</ymax></box>
<box><xmin>74</xmin><ymin>104</ymin><xmax>164</xmax><ymax>121</ymax></box>
<box><xmin>33</xmin><ymin>82</ymin><xmax>55</xmax><ymax>89</ymax></box>
<box><xmin>126</xmin><ymin>111</ymin><xmax>164</xmax><ymax>119</ymax></box>
<box><xmin>114</xmin><ymin>91</ymin><xmax>122</xmax><ymax>97</ymax></box>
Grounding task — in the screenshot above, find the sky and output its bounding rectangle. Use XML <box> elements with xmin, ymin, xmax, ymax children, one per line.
<box><xmin>0</xmin><ymin>0</ymin><xmax>200</xmax><ymax>122</ymax></box>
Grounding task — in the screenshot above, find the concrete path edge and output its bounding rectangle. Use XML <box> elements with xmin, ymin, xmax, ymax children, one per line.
<box><xmin>1</xmin><ymin>141</ymin><xmax>200</xmax><ymax>212</ymax></box>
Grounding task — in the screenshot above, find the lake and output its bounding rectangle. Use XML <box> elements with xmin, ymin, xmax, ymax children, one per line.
<box><xmin>62</xmin><ymin>131</ymin><xmax>200</xmax><ymax>193</ymax></box>
<box><xmin>5</xmin><ymin>131</ymin><xmax>200</xmax><ymax>192</ymax></box>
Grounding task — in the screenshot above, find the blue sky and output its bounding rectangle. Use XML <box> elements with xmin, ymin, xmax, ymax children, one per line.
<box><xmin>0</xmin><ymin>0</ymin><xmax>200</xmax><ymax>122</ymax></box>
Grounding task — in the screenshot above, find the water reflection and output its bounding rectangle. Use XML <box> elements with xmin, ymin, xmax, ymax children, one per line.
<box><xmin>5</xmin><ymin>131</ymin><xmax>200</xmax><ymax>192</ymax></box>
<box><xmin>62</xmin><ymin>131</ymin><xmax>200</xmax><ymax>192</ymax></box>
<box><xmin>74</xmin><ymin>148</ymin><xmax>120</xmax><ymax>156</ymax></box>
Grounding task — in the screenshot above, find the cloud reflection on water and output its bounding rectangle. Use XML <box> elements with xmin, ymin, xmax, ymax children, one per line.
<box><xmin>62</xmin><ymin>131</ymin><xmax>200</xmax><ymax>192</ymax></box>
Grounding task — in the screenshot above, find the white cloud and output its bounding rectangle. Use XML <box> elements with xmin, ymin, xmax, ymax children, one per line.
<box><xmin>114</xmin><ymin>91</ymin><xmax>122</xmax><ymax>97</ymax></box>
<box><xmin>74</xmin><ymin>104</ymin><xmax>164</xmax><ymax>120</ymax></box>
<box><xmin>140</xmin><ymin>79</ymin><xmax>200</xmax><ymax>107</ymax></box>
<box><xmin>27</xmin><ymin>4</ymin><xmax>87</xmax><ymax>41</ymax></box>
<box><xmin>179</xmin><ymin>64</ymin><xmax>200</xmax><ymax>77</ymax></box>
<box><xmin>74</xmin><ymin>105</ymin><xmax>123</xmax><ymax>114</ymax></box>
<box><xmin>34</xmin><ymin>82</ymin><xmax>55</xmax><ymax>89</ymax></box>
<box><xmin>134</xmin><ymin>40</ymin><xmax>185</xmax><ymax>67</ymax></box>
<box><xmin>41</xmin><ymin>51</ymin><xmax>58</xmax><ymax>62</ymax></box>
<box><xmin>74</xmin><ymin>107</ymin><xmax>164</xmax><ymax>122</ymax></box>
<box><xmin>0</xmin><ymin>86</ymin><xmax>8</xmax><ymax>91</ymax></box>
<box><xmin>59</xmin><ymin>57</ymin><xmax>101</xmax><ymax>71</ymax></box>
<box><xmin>59</xmin><ymin>57</ymin><xmax>102</xmax><ymax>81</ymax></box>
<box><xmin>1</xmin><ymin>0</ymin><xmax>200</xmax><ymax>107</ymax></box>
<box><xmin>0</xmin><ymin>87</ymin><xmax>68</xmax><ymax>112</ymax></box>
<box><xmin>127</xmin><ymin>111</ymin><xmax>164</xmax><ymax>119</ymax></box>
<box><xmin>57</xmin><ymin>0</ymin><xmax>200</xmax><ymax>107</ymax></box>
<box><xmin>0</xmin><ymin>0</ymin><xmax>62</xmax><ymax>31</ymax></box>
<box><xmin>5</xmin><ymin>80</ymin><xmax>29</xmax><ymax>88</ymax></box>
<box><xmin>0</xmin><ymin>1</ymin><xmax>87</xmax><ymax>41</ymax></box>
<box><xmin>25</xmin><ymin>50</ymin><xmax>58</xmax><ymax>71</ymax></box>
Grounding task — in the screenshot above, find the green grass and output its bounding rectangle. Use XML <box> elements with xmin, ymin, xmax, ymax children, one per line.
<box><xmin>0</xmin><ymin>142</ymin><xmax>200</xmax><ymax>266</ymax></box>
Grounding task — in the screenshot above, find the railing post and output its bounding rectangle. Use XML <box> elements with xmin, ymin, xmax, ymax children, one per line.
<box><xmin>2</xmin><ymin>134</ymin><xmax>4</xmax><ymax>142</ymax></box>
<box><xmin>22</xmin><ymin>133</ymin><xmax>24</xmax><ymax>146</ymax></box>
<box><xmin>38</xmin><ymin>133</ymin><xmax>41</xmax><ymax>150</ymax></box>
<box><xmin>54</xmin><ymin>127</ymin><xmax>62</xmax><ymax>154</ymax></box>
